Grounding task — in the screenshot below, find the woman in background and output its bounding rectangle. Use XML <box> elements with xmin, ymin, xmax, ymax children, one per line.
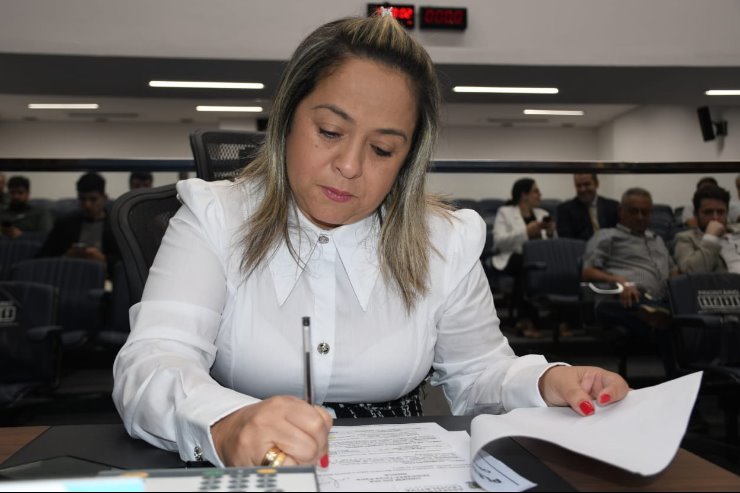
<box><xmin>491</xmin><ymin>178</ymin><xmax>554</xmax><ymax>338</ymax></box>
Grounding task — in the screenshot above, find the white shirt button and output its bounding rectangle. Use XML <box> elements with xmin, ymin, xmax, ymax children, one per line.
<box><xmin>318</xmin><ymin>234</ymin><xmax>329</xmax><ymax>244</ymax></box>
<box><xmin>317</xmin><ymin>342</ymin><xmax>330</xmax><ymax>354</ymax></box>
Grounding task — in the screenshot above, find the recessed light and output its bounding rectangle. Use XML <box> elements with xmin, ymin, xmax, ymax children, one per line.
<box><xmin>28</xmin><ymin>103</ymin><xmax>99</xmax><ymax>109</ymax></box>
<box><xmin>524</xmin><ymin>109</ymin><xmax>584</xmax><ymax>116</ymax></box>
<box><xmin>706</xmin><ymin>90</ymin><xmax>740</xmax><ymax>96</ymax></box>
<box><xmin>196</xmin><ymin>106</ymin><xmax>263</xmax><ymax>112</ymax></box>
<box><xmin>453</xmin><ymin>86</ymin><xmax>558</xmax><ymax>94</ymax></box>
<box><xmin>151</xmin><ymin>80</ymin><xmax>264</xmax><ymax>90</ymax></box>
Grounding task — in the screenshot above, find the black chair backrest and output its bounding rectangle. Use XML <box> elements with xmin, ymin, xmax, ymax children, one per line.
<box><xmin>0</xmin><ymin>281</ymin><xmax>61</xmax><ymax>395</ymax></box>
<box><xmin>9</xmin><ymin>258</ymin><xmax>103</xmax><ymax>346</ymax></box>
<box><xmin>667</xmin><ymin>273</ymin><xmax>740</xmax><ymax>317</ymax></box>
<box><xmin>666</xmin><ymin>273</ymin><xmax>740</xmax><ymax>368</ymax></box>
<box><xmin>189</xmin><ymin>129</ymin><xmax>264</xmax><ymax>182</ymax></box>
<box><xmin>110</xmin><ymin>184</ymin><xmax>181</xmax><ymax>304</ymax></box>
<box><xmin>451</xmin><ymin>198</ymin><xmax>479</xmax><ymax>212</ymax></box>
<box><xmin>0</xmin><ymin>240</ymin><xmax>42</xmax><ymax>280</ymax></box>
<box><xmin>477</xmin><ymin>198</ymin><xmax>505</xmax><ymax>222</ymax></box>
<box><xmin>649</xmin><ymin>203</ymin><xmax>676</xmax><ymax>243</ymax></box>
<box><xmin>523</xmin><ymin>238</ymin><xmax>586</xmax><ymax>298</ymax></box>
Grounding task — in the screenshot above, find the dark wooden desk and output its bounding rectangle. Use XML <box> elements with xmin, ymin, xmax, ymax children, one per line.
<box><xmin>1</xmin><ymin>424</ymin><xmax>738</xmax><ymax>491</ymax></box>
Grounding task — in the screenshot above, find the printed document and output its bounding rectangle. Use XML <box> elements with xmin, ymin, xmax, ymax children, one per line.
<box><xmin>317</xmin><ymin>372</ymin><xmax>702</xmax><ymax>491</ymax></box>
<box><xmin>316</xmin><ymin>422</ymin><xmax>533</xmax><ymax>492</ymax></box>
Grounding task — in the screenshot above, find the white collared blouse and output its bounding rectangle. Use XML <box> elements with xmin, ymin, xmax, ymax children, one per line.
<box><xmin>112</xmin><ymin>179</ymin><xmax>554</xmax><ymax>466</ymax></box>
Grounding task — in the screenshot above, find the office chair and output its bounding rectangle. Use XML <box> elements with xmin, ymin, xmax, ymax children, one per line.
<box><xmin>477</xmin><ymin>198</ymin><xmax>505</xmax><ymax>224</ymax></box>
<box><xmin>109</xmin><ymin>184</ymin><xmax>181</xmax><ymax>304</ymax></box>
<box><xmin>0</xmin><ymin>240</ymin><xmax>42</xmax><ymax>280</ymax></box>
<box><xmin>450</xmin><ymin>198</ymin><xmax>479</xmax><ymax>212</ymax></box>
<box><xmin>189</xmin><ymin>129</ymin><xmax>264</xmax><ymax>182</ymax></box>
<box><xmin>649</xmin><ymin>203</ymin><xmax>677</xmax><ymax>243</ymax></box>
<box><xmin>0</xmin><ymin>281</ymin><xmax>62</xmax><ymax>406</ymax></box>
<box><xmin>666</xmin><ymin>273</ymin><xmax>740</xmax><ymax>458</ymax></box>
<box><xmin>10</xmin><ymin>258</ymin><xmax>105</xmax><ymax>348</ymax></box>
<box><xmin>522</xmin><ymin>238</ymin><xmax>585</xmax><ymax>344</ymax></box>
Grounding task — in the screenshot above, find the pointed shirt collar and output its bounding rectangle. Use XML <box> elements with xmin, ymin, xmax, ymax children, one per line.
<box><xmin>268</xmin><ymin>208</ymin><xmax>380</xmax><ymax>311</ymax></box>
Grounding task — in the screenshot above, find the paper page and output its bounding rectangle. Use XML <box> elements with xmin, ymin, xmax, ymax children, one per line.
<box><xmin>317</xmin><ymin>423</ymin><xmax>483</xmax><ymax>492</ymax></box>
<box><xmin>471</xmin><ymin>372</ymin><xmax>702</xmax><ymax>476</ymax></box>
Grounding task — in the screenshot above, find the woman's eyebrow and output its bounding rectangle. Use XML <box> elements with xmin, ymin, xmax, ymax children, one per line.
<box><xmin>312</xmin><ymin>103</ymin><xmax>408</xmax><ymax>142</ymax></box>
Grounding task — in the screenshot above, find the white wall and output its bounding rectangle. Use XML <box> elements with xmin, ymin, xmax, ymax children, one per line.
<box><xmin>2</xmin><ymin>105</ymin><xmax>740</xmax><ymax>205</ymax></box>
<box><xmin>2</xmin><ymin>0</ymin><xmax>739</xmax><ymax>66</ymax></box>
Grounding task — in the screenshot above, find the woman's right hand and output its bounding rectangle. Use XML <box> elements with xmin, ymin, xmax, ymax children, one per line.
<box><xmin>526</xmin><ymin>221</ymin><xmax>543</xmax><ymax>238</ymax></box>
<box><xmin>211</xmin><ymin>395</ymin><xmax>333</xmax><ymax>467</ymax></box>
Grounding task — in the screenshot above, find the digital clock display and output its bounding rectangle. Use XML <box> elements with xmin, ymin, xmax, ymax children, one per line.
<box><xmin>419</xmin><ymin>6</ymin><xmax>467</xmax><ymax>30</ymax></box>
<box><xmin>367</xmin><ymin>3</ymin><xmax>416</xmax><ymax>29</ymax></box>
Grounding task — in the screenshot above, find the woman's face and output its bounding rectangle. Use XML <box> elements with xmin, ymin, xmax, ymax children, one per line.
<box><xmin>524</xmin><ymin>183</ymin><xmax>542</xmax><ymax>208</ymax></box>
<box><xmin>285</xmin><ymin>57</ymin><xmax>417</xmax><ymax>229</ymax></box>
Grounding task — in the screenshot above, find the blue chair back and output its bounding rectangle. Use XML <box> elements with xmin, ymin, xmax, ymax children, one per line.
<box><xmin>523</xmin><ymin>238</ymin><xmax>586</xmax><ymax>299</ymax></box>
<box><xmin>10</xmin><ymin>258</ymin><xmax>105</xmax><ymax>347</ymax></box>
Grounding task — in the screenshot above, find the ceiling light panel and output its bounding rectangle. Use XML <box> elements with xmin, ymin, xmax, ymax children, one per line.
<box><xmin>196</xmin><ymin>106</ymin><xmax>263</xmax><ymax>112</ymax></box>
<box><xmin>705</xmin><ymin>89</ymin><xmax>740</xmax><ymax>96</ymax></box>
<box><xmin>524</xmin><ymin>109</ymin><xmax>584</xmax><ymax>116</ymax></box>
<box><xmin>151</xmin><ymin>81</ymin><xmax>264</xmax><ymax>89</ymax></box>
<box><xmin>28</xmin><ymin>103</ymin><xmax>99</xmax><ymax>109</ymax></box>
<box><xmin>453</xmin><ymin>86</ymin><xmax>558</xmax><ymax>94</ymax></box>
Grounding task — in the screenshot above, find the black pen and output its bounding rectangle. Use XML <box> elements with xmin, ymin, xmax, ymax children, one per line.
<box><xmin>302</xmin><ymin>316</ymin><xmax>314</xmax><ymax>405</ymax></box>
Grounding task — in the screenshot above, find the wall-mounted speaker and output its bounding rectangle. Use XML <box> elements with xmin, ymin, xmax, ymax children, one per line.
<box><xmin>697</xmin><ymin>106</ymin><xmax>715</xmax><ymax>141</ymax></box>
<box><xmin>697</xmin><ymin>106</ymin><xmax>728</xmax><ymax>142</ymax></box>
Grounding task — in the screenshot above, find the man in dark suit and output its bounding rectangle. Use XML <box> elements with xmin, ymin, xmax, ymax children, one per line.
<box><xmin>556</xmin><ymin>173</ymin><xmax>619</xmax><ymax>241</ymax></box>
<box><xmin>37</xmin><ymin>172</ymin><xmax>120</xmax><ymax>274</ymax></box>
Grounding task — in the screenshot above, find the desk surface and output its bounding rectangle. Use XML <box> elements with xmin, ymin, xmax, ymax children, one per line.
<box><xmin>0</xmin><ymin>420</ymin><xmax>738</xmax><ymax>492</ymax></box>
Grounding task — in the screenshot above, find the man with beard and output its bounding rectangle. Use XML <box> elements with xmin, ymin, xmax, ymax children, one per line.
<box><xmin>674</xmin><ymin>184</ymin><xmax>740</xmax><ymax>273</ymax></box>
<box><xmin>557</xmin><ymin>173</ymin><xmax>619</xmax><ymax>241</ymax></box>
<box><xmin>0</xmin><ymin>175</ymin><xmax>52</xmax><ymax>239</ymax></box>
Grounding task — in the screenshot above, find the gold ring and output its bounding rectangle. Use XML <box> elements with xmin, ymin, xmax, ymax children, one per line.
<box><xmin>271</xmin><ymin>451</ymin><xmax>286</xmax><ymax>467</ymax></box>
<box><xmin>260</xmin><ymin>446</ymin><xmax>283</xmax><ymax>467</ymax></box>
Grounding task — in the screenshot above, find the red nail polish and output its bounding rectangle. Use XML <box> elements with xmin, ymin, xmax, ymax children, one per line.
<box><xmin>320</xmin><ymin>454</ymin><xmax>329</xmax><ymax>468</ymax></box>
<box><xmin>599</xmin><ymin>393</ymin><xmax>611</xmax><ymax>405</ymax></box>
<box><xmin>579</xmin><ymin>401</ymin><xmax>595</xmax><ymax>415</ymax></box>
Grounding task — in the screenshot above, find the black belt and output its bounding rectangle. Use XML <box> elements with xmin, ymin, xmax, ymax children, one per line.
<box><xmin>323</xmin><ymin>383</ymin><xmax>425</xmax><ymax>419</ymax></box>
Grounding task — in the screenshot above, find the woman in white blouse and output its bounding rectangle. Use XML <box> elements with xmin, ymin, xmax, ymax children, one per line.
<box><xmin>113</xmin><ymin>14</ymin><xmax>628</xmax><ymax>470</ymax></box>
<box><xmin>492</xmin><ymin>179</ymin><xmax>553</xmax><ymax>338</ymax></box>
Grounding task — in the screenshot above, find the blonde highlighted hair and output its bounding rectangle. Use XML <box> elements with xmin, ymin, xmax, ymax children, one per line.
<box><xmin>238</xmin><ymin>14</ymin><xmax>449</xmax><ymax>311</ymax></box>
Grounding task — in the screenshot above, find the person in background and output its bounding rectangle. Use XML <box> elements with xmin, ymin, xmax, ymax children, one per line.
<box><xmin>491</xmin><ymin>178</ymin><xmax>554</xmax><ymax>338</ymax></box>
<box><xmin>129</xmin><ymin>171</ymin><xmax>153</xmax><ymax>190</ymax></box>
<box><xmin>680</xmin><ymin>176</ymin><xmax>718</xmax><ymax>228</ymax></box>
<box><xmin>37</xmin><ymin>172</ymin><xmax>119</xmax><ymax>273</ymax></box>
<box><xmin>0</xmin><ymin>176</ymin><xmax>53</xmax><ymax>239</ymax></box>
<box><xmin>582</xmin><ymin>187</ymin><xmax>678</xmax><ymax>336</ymax></box>
<box><xmin>674</xmin><ymin>184</ymin><xmax>740</xmax><ymax>273</ymax></box>
<box><xmin>113</xmin><ymin>13</ymin><xmax>628</xmax><ymax>469</ymax></box>
<box><xmin>556</xmin><ymin>173</ymin><xmax>618</xmax><ymax>241</ymax></box>
<box><xmin>728</xmin><ymin>173</ymin><xmax>740</xmax><ymax>224</ymax></box>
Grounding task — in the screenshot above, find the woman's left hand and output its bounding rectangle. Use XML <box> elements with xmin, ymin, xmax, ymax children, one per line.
<box><xmin>538</xmin><ymin>366</ymin><xmax>629</xmax><ymax>416</ymax></box>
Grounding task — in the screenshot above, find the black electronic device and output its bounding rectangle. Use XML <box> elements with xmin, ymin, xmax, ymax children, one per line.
<box><xmin>419</xmin><ymin>6</ymin><xmax>468</xmax><ymax>30</ymax></box>
<box><xmin>366</xmin><ymin>3</ymin><xmax>415</xmax><ymax>28</ymax></box>
<box><xmin>697</xmin><ymin>106</ymin><xmax>729</xmax><ymax>141</ymax></box>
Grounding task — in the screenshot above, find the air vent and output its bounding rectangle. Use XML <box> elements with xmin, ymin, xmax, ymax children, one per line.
<box><xmin>67</xmin><ymin>112</ymin><xmax>139</xmax><ymax>118</ymax></box>
<box><xmin>22</xmin><ymin>116</ymin><xmax>38</xmax><ymax>122</ymax></box>
<box><xmin>180</xmin><ymin>118</ymin><xmax>194</xmax><ymax>124</ymax></box>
